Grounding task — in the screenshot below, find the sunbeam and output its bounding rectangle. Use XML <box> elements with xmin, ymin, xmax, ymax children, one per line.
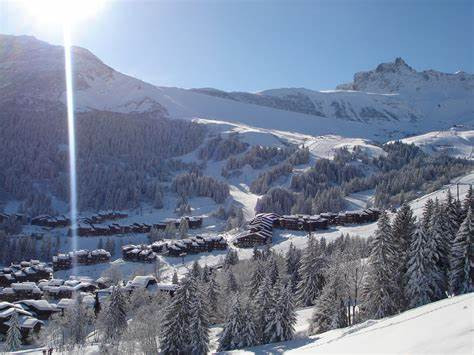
<box><xmin>63</xmin><ymin>24</ymin><xmax>78</xmax><ymax>274</ymax></box>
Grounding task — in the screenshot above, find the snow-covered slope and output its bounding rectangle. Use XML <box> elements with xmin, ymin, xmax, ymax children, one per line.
<box><xmin>395</xmin><ymin>128</ymin><xmax>474</xmax><ymax>159</ymax></box>
<box><xmin>1</xmin><ymin>34</ymin><xmax>473</xmax><ymax>140</ymax></box>
<box><xmin>230</xmin><ymin>292</ymin><xmax>474</xmax><ymax>355</ymax></box>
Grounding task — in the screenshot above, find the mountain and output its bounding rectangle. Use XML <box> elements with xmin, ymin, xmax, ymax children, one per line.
<box><xmin>0</xmin><ymin>34</ymin><xmax>473</xmax><ymax>140</ymax></box>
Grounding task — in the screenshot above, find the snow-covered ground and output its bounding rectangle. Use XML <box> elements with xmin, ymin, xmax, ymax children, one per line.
<box><xmin>229</xmin><ymin>293</ymin><xmax>474</xmax><ymax>355</ymax></box>
<box><xmin>19</xmin><ymin>293</ymin><xmax>473</xmax><ymax>354</ymax></box>
<box><xmin>397</xmin><ymin>129</ymin><xmax>474</xmax><ymax>159</ymax></box>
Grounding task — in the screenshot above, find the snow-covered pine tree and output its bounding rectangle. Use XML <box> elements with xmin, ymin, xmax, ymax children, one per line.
<box><xmin>421</xmin><ymin>199</ymin><xmax>435</xmax><ymax>235</ymax></box>
<box><xmin>201</xmin><ymin>264</ymin><xmax>210</xmax><ymax>283</ymax></box>
<box><xmin>309</xmin><ymin>251</ymin><xmax>348</xmax><ymax>335</ymax></box>
<box><xmin>268</xmin><ymin>256</ymin><xmax>280</xmax><ymax>286</ymax></box>
<box><xmin>207</xmin><ymin>275</ymin><xmax>221</xmax><ymax>324</ymax></box>
<box><xmin>430</xmin><ymin>201</ymin><xmax>451</xmax><ymax>298</ymax></box>
<box><xmin>449</xmin><ymin>208</ymin><xmax>474</xmax><ymax>295</ymax></box>
<box><xmin>217</xmin><ymin>296</ymin><xmax>246</xmax><ymax>351</ymax></box>
<box><xmin>249</xmin><ymin>260</ymin><xmax>266</xmax><ymax>297</ymax></box>
<box><xmin>224</xmin><ymin>249</ymin><xmax>239</xmax><ymax>268</ymax></box>
<box><xmin>172</xmin><ymin>270</ymin><xmax>179</xmax><ymax>284</ymax></box>
<box><xmin>286</xmin><ymin>242</ymin><xmax>302</xmax><ymax>293</ymax></box>
<box><xmin>160</xmin><ymin>276</ymin><xmax>196</xmax><ymax>353</ymax></box>
<box><xmin>254</xmin><ymin>274</ymin><xmax>275</xmax><ymax>344</ymax></box>
<box><xmin>189</xmin><ymin>280</ymin><xmax>210</xmax><ymax>355</ymax></box>
<box><xmin>239</xmin><ymin>304</ymin><xmax>258</xmax><ymax>348</ymax></box>
<box><xmin>462</xmin><ymin>185</ymin><xmax>474</xmax><ymax>219</ymax></box>
<box><xmin>405</xmin><ymin>226</ymin><xmax>431</xmax><ymax>308</ymax></box>
<box><xmin>391</xmin><ymin>203</ymin><xmax>416</xmax><ymax>310</ymax></box>
<box><xmin>361</xmin><ymin>211</ymin><xmax>398</xmax><ymax>319</ymax></box>
<box><xmin>296</xmin><ymin>234</ymin><xmax>325</xmax><ymax>306</ymax></box>
<box><xmin>225</xmin><ymin>270</ymin><xmax>239</xmax><ymax>294</ymax></box>
<box><xmin>264</xmin><ymin>282</ymin><xmax>296</xmax><ymax>343</ymax></box>
<box><xmin>445</xmin><ymin>189</ymin><xmax>462</xmax><ymax>243</ymax></box>
<box><xmin>191</xmin><ymin>260</ymin><xmax>202</xmax><ymax>279</ymax></box>
<box><xmin>101</xmin><ymin>286</ymin><xmax>128</xmax><ymax>345</ymax></box>
<box><xmin>5</xmin><ymin>311</ymin><xmax>22</xmax><ymax>352</ymax></box>
<box><xmin>178</xmin><ymin>217</ymin><xmax>189</xmax><ymax>239</ymax></box>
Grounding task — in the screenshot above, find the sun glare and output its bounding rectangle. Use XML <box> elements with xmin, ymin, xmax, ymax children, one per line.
<box><xmin>21</xmin><ymin>0</ymin><xmax>106</xmax><ymax>26</ymax></box>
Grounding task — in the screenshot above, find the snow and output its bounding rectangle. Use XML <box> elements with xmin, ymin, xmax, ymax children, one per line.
<box><xmin>3</xmin><ymin>35</ymin><xmax>473</xmax><ymax>141</ymax></box>
<box><xmin>394</xmin><ymin>129</ymin><xmax>474</xmax><ymax>159</ymax></box>
<box><xmin>229</xmin><ymin>293</ymin><xmax>474</xmax><ymax>355</ymax></box>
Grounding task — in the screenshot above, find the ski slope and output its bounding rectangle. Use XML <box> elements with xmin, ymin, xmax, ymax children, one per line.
<box><xmin>396</xmin><ymin>129</ymin><xmax>474</xmax><ymax>159</ymax></box>
<box><xmin>229</xmin><ymin>293</ymin><xmax>474</xmax><ymax>355</ymax></box>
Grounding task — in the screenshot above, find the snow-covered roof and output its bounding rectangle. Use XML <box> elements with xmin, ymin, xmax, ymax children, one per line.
<box><xmin>16</xmin><ymin>299</ymin><xmax>58</xmax><ymax>312</ymax></box>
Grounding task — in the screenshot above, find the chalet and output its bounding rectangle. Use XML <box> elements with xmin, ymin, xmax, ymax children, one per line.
<box><xmin>0</xmin><ymin>282</ymin><xmax>42</xmax><ymax>302</ymax></box>
<box><xmin>15</xmin><ymin>299</ymin><xmax>59</xmax><ymax>320</ymax></box>
<box><xmin>52</xmin><ymin>249</ymin><xmax>111</xmax><ymax>270</ymax></box>
<box><xmin>124</xmin><ymin>275</ymin><xmax>157</xmax><ymax>291</ymax></box>
<box><xmin>52</xmin><ymin>253</ymin><xmax>72</xmax><ymax>270</ymax></box>
<box><xmin>121</xmin><ymin>244</ymin><xmax>156</xmax><ymax>262</ymax></box>
<box><xmin>0</xmin><ymin>306</ymin><xmax>43</xmax><ymax>343</ymax></box>
<box><xmin>151</xmin><ymin>241</ymin><xmax>167</xmax><ymax>253</ymax></box>
<box><xmin>234</xmin><ymin>228</ymin><xmax>272</xmax><ymax>248</ymax></box>
<box><xmin>186</xmin><ymin>216</ymin><xmax>203</xmax><ymax>229</ymax></box>
<box><xmin>0</xmin><ymin>260</ymin><xmax>52</xmax><ymax>286</ymax></box>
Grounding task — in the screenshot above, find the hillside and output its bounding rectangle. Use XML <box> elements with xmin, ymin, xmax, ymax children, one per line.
<box><xmin>397</xmin><ymin>128</ymin><xmax>474</xmax><ymax>159</ymax></box>
<box><xmin>1</xmin><ymin>34</ymin><xmax>473</xmax><ymax>140</ymax></box>
<box><xmin>228</xmin><ymin>293</ymin><xmax>474</xmax><ymax>355</ymax></box>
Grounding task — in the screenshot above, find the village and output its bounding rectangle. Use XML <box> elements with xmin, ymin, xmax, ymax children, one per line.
<box><xmin>0</xmin><ymin>206</ymin><xmax>382</xmax><ymax>343</ymax></box>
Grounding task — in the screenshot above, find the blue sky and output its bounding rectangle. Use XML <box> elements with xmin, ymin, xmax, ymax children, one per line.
<box><xmin>1</xmin><ymin>0</ymin><xmax>473</xmax><ymax>91</ymax></box>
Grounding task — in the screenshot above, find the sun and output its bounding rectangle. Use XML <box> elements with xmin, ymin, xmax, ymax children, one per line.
<box><xmin>20</xmin><ymin>0</ymin><xmax>106</xmax><ymax>26</ymax></box>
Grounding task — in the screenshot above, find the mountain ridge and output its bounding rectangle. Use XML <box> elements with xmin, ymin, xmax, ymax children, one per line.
<box><xmin>1</xmin><ymin>34</ymin><xmax>473</xmax><ymax>140</ymax></box>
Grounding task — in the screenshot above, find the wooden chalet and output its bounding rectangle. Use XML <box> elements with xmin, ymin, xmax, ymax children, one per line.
<box><xmin>14</xmin><ymin>299</ymin><xmax>59</xmax><ymax>320</ymax></box>
<box><xmin>121</xmin><ymin>244</ymin><xmax>156</xmax><ymax>262</ymax></box>
<box><xmin>0</xmin><ymin>305</ymin><xmax>43</xmax><ymax>343</ymax></box>
<box><xmin>0</xmin><ymin>282</ymin><xmax>43</xmax><ymax>302</ymax></box>
<box><xmin>52</xmin><ymin>249</ymin><xmax>111</xmax><ymax>271</ymax></box>
<box><xmin>0</xmin><ymin>261</ymin><xmax>52</xmax><ymax>287</ymax></box>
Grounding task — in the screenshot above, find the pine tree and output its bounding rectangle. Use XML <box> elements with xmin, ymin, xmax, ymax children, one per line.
<box><xmin>101</xmin><ymin>286</ymin><xmax>128</xmax><ymax>345</ymax></box>
<box><xmin>218</xmin><ymin>296</ymin><xmax>246</xmax><ymax>351</ymax></box>
<box><xmin>421</xmin><ymin>199</ymin><xmax>435</xmax><ymax>235</ymax></box>
<box><xmin>207</xmin><ymin>275</ymin><xmax>221</xmax><ymax>323</ymax></box>
<box><xmin>449</xmin><ymin>208</ymin><xmax>474</xmax><ymax>295</ymax></box>
<box><xmin>189</xmin><ymin>281</ymin><xmax>210</xmax><ymax>355</ymax></box>
<box><xmin>446</xmin><ymin>189</ymin><xmax>462</xmax><ymax>244</ymax></box>
<box><xmin>296</xmin><ymin>235</ymin><xmax>325</xmax><ymax>306</ymax></box>
<box><xmin>391</xmin><ymin>203</ymin><xmax>416</xmax><ymax>310</ymax></box>
<box><xmin>309</xmin><ymin>252</ymin><xmax>348</xmax><ymax>335</ymax></box>
<box><xmin>191</xmin><ymin>260</ymin><xmax>202</xmax><ymax>279</ymax></box>
<box><xmin>179</xmin><ymin>218</ymin><xmax>189</xmax><ymax>239</ymax></box>
<box><xmin>249</xmin><ymin>260</ymin><xmax>266</xmax><ymax>297</ymax></box>
<box><xmin>361</xmin><ymin>211</ymin><xmax>398</xmax><ymax>319</ymax></box>
<box><xmin>405</xmin><ymin>226</ymin><xmax>432</xmax><ymax>308</ymax></box>
<box><xmin>430</xmin><ymin>202</ymin><xmax>450</xmax><ymax>299</ymax></box>
<box><xmin>268</xmin><ymin>256</ymin><xmax>280</xmax><ymax>286</ymax></box>
<box><xmin>224</xmin><ymin>250</ymin><xmax>239</xmax><ymax>268</ymax></box>
<box><xmin>265</xmin><ymin>282</ymin><xmax>296</xmax><ymax>343</ymax></box>
<box><xmin>462</xmin><ymin>185</ymin><xmax>474</xmax><ymax>219</ymax></box>
<box><xmin>201</xmin><ymin>265</ymin><xmax>210</xmax><ymax>283</ymax></box>
<box><xmin>5</xmin><ymin>311</ymin><xmax>22</xmax><ymax>352</ymax></box>
<box><xmin>225</xmin><ymin>270</ymin><xmax>239</xmax><ymax>294</ymax></box>
<box><xmin>239</xmin><ymin>304</ymin><xmax>258</xmax><ymax>348</ymax></box>
<box><xmin>172</xmin><ymin>270</ymin><xmax>179</xmax><ymax>284</ymax></box>
<box><xmin>254</xmin><ymin>274</ymin><xmax>275</xmax><ymax>343</ymax></box>
<box><xmin>286</xmin><ymin>243</ymin><xmax>302</xmax><ymax>293</ymax></box>
<box><xmin>160</xmin><ymin>276</ymin><xmax>197</xmax><ymax>353</ymax></box>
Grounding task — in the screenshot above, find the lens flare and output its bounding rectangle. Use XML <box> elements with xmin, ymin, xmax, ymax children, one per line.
<box><xmin>19</xmin><ymin>0</ymin><xmax>105</xmax><ymax>275</ymax></box>
<box><xmin>63</xmin><ymin>24</ymin><xmax>79</xmax><ymax>274</ymax></box>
